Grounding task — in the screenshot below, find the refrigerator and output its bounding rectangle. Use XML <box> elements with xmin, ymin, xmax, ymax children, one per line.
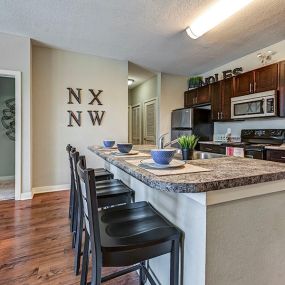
<box><xmin>171</xmin><ymin>107</ymin><xmax>213</xmax><ymax>148</ymax></box>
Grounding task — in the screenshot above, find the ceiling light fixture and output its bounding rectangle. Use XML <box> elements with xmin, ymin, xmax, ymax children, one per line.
<box><xmin>186</xmin><ymin>0</ymin><xmax>253</xmax><ymax>39</ymax></box>
<box><xmin>128</xmin><ymin>79</ymin><xmax>135</xmax><ymax>86</ymax></box>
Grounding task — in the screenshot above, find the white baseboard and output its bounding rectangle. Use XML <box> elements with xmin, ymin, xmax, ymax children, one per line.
<box><xmin>20</xmin><ymin>192</ymin><xmax>34</xmax><ymax>200</ymax></box>
<box><xmin>32</xmin><ymin>184</ymin><xmax>70</xmax><ymax>195</ymax></box>
<box><xmin>0</xmin><ymin>175</ymin><xmax>15</xmax><ymax>181</ymax></box>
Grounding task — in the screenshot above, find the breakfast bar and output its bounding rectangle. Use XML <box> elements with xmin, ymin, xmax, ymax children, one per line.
<box><xmin>89</xmin><ymin>145</ymin><xmax>285</xmax><ymax>285</ymax></box>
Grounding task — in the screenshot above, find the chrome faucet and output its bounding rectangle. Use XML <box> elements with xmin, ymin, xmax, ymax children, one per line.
<box><xmin>158</xmin><ymin>133</ymin><xmax>179</xmax><ymax>149</ymax></box>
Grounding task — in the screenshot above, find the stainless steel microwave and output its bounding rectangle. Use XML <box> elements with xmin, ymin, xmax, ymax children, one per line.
<box><xmin>231</xmin><ymin>90</ymin><xmax>277</xmax><ymax>119</ymax></box>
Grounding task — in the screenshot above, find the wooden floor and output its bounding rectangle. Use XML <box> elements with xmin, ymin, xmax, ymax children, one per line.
<box><xmin>0</xmin><ymin>191</ymin><xmax>139</xmax><ymax>285</ymax></box>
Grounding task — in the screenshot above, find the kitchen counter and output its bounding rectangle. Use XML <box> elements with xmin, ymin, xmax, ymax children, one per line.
<box><xmin>89</xmin><ymin>144</ymin><xmax>285</xmax><ymax>285</ymax></box>
<box><xmin>88</xmin><ymin>145</ymin><xmax>285</xmax><ymax>193</ymax></box>
<box><xmin>265</xmin><ymin>144</ymin><xmax>285</xmax><ymax>150</ymax></box>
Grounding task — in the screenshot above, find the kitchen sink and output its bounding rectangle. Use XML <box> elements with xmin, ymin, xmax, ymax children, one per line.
<box><xmin>174</xmin><ymin>150</ymin><xmax>225</xmax><ymax>160</ymax></box>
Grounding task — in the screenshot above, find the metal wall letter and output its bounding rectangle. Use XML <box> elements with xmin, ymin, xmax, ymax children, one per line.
<box><xmin>88</xmin><ymin>89</ymin><xmax>103</xmax><ymax>105</ymax></box>
<box><xmin>67</xmin><ymin>88</ymin><xmax>82</xmax><ymax>104</ymax></box>
<box><xmin>87</xmin><ymin>110</ymin><xmax>105</xmax><ymax>126</ymax></box>
<box><xmin>67</xmin><ymin>110</ymin><xmax>82</xmax><ymax>127</ymax></box>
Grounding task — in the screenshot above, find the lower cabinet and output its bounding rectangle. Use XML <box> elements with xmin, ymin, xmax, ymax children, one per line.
<box><xmin>266</xmin><ymin>149</ymin><xmax>285</xmax><ymax>163</ymax></box>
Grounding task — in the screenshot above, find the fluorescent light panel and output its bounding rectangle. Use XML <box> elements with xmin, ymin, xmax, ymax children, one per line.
<box><xmin>186</xmin><ymin>0</ymin><xmax>253</xmax><ymax>39</ymax></box>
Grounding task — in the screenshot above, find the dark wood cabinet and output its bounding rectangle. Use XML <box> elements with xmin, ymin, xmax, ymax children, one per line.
<box><xmin>199</xmin><ymin>143</ymin><xmax>226</xmax><ymax>154</ymax></box>
<box><xmin>278</xmin><ymin>61</ymin><xmax>285</xmax><ymax>117</ymax></box>
<box><xmin>254</xmin><ymin>63</ymin><xmax>278</xmax><ymax>93</ymax></box>
<box><xmin>184</xmin><ymin>86</ymin><xmax>210</xmax><ymax>107</ymax></box>
<box><xmin>210</xmin><ymin>81</ymin><xmax>221</xmax><ymax>121</ymax></box>
<box><xmin>266</xmin><ymin>149</ymin><xmax>285</xmax><ymax>163</ymax></box>
<box><xmin>234</xmin><ymin>71</ymin><xmax>254</xmax><ymax>96</ymax></box>
<box><xmin>184</xmin><ymin>89</ymin><xmax>197</xmax><ymax>107</ymax></box>
<box><xmin>210</xmin><ymin>78</ymin><xmax>234</xmax><ymax>121</ymax></box>
<box><xmin>196</xmin><ymin>85</ymin><xmax>210</xmax><ymax>105</ymax></box>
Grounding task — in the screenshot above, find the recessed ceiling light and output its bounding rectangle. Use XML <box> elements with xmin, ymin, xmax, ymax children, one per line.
<box><xmin>128</xmin><ymin>79</ymin><xmax>135</xmax><ymax>86</ymax></box>
<box><xmin>186</xmin><ymin>0</ymin><xmax>253</xmax><ymax>39</ymax></box>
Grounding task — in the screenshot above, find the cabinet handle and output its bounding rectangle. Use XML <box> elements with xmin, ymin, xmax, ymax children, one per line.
<box><xmin>281</xmin><ymin>157</ymin><xmax>285</xmax><ymax>159</ymax></box>
<box><xmin>249</xmin><ymin>83</ymin><xmax>252</xmax><ymax>93</ymax></box>
<box><xmin>254</xmin><ymin>82</ymin><xmax>256</xmax><ymax>92</ymax></box>
<box><xmin>218</xmin><ymin>112</ymin><xmax>220</xmax><ymax>120</ymax></box>
<box><xmin>221</xmin><ymin>112</ymin><xmax>223</xmax><ymax>119</ymax></box>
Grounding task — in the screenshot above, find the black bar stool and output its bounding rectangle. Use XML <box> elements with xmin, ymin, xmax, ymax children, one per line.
<box><xmin>66</xmin><ymin>144</ymin><xmax>114</xmax><ymax>235</ymax></box>
<box><xmin>77</xmin><ymin>156</ymin><xmax>181</xmax><ymax>285</ymax></box>
<box><xmin>71</xmin><ymin>150</ymin><xmax>134</xmax><ymax>275</ymax></box>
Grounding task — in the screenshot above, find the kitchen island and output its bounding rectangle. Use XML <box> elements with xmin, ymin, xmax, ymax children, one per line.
<box><xmin>89</xmin><ymin>145</ymin><xmax>285</xmax><ymax>285</ymax></box>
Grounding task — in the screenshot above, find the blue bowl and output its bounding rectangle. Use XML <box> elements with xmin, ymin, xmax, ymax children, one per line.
<box><xmin>151</xmin><ymin>149</ymin><xmax>176</xmax><ymax>165</ymax></box>
<box><xmin>103</xmin><ymin>140</ymin><xmax>115</xmax><ymax>148</ymax></box>
<box><xmin>117</xmin><ymin>143</ymin><xmax>133</xmax><ymax>153</ymax></box>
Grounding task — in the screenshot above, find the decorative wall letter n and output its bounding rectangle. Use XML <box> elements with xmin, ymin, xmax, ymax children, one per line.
<box><xmin>67</xmin><ymin>88</ymin><xmax>82</xmax><ymax>104</ymax></box>
<box><xmin>67</xmin><ymin>111</ymin><xmax>82</xmax><ymax>127</ymax></box>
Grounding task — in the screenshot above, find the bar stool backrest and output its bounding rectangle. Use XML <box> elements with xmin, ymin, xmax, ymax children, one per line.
<box><xmin>77</xmin><ymin>156</ymin><xmax>103</xmax><ymax>278</ymax></box>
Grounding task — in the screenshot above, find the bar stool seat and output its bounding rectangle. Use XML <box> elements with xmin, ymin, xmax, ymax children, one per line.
<box><xmin>99</xmin><ymin>201</ymin><xmax>180</xmax><ymax>267</ymax></box>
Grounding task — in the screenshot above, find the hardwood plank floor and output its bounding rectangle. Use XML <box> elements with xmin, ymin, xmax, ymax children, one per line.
<box><xmin>0</xmin><ymin>191</ymin><xmax>139</xmax><ymax>285</ymax></box>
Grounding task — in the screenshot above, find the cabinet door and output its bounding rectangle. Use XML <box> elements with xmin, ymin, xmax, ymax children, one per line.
<box><xmin>210</xmin><ymin>81</ymin><xmax>221</xmax><ymax>121</ymax></box>
<box><xmin>197</xmin><ymin>85</ymin><xmax>210</xmax><ymax>105</ymax></box>
<box><xmin>266</xmin><ymin>149</ymin><xmax>285</xmax><ymax>163</ymax></box>
<box><xmin>184</xmin><ymin>89</ymin><xmax>197</xmax><ymax>107</ymax></box>
<box><xmin>221</xmin><ymin>78</ymin><xmax>234</xmax><ymax>120</ymax></box>
<box><xmin>254</xmin><ymin>64</ymin><xmax>278</xmax><ymax>93</ymax></box>
<box><xmin>234</xmin><ymin>71</ymin><xmax>254</xmax><ymax>96</ymax></box>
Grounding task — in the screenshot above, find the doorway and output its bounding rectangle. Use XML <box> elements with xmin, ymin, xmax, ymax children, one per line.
<box><xmin>0</xmin><ymin>70</ymin><xmax>21</xmax><ymax>200</ymax></box>
<box><xmin>128</xmin><ymin>62</ymin><xmax>158</xmax><ymax>145</ymax></box>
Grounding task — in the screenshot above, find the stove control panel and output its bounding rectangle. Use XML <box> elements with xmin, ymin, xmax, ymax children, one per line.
<box><xmin>241</xmin><ymin>129</ymin><xmax>285</xmax><ymax>139</ymax></box>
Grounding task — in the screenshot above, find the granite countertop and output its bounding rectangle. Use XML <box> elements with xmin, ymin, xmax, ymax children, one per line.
<box><xmin>198</xmin><ymin>141</ymin><xmax>223</xmax><ymax>145</ymax></box>
<box><xmin>88</xmin><ymin>145</ymin><xmax>285</xmax><ymax>193</ymax></box>
<box><xmin>265</xmin><ymin>145</ymin><xmax>285</xmax><ymax>150</ymax></box>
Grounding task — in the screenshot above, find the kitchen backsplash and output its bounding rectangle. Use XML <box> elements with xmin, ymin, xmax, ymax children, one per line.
<box><xmin>214</xmin><ymin>118</ymin><xmax>285</xmax><ymax>137</ymax></box>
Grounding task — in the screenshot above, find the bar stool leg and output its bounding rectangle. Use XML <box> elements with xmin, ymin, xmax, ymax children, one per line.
<box><xmin>80</xmin><ymin>233</ymin><xmax>90</xmax><ymax>285</ymax></box>
<box><xmin>139</xmin><ymin>261</ymin><xmax>146</xmax><ymax>285</ymax></box>
<box><xmin>74</xmin><ymin>211</ymin><xmax>84</xmax><ymax>275</ymax></box>
<box><xmin>170</xmin><ymin>239</ymin><xmax>179</xmax><ymax>285</ymax></box>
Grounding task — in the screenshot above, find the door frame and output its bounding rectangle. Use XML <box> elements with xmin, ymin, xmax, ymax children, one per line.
<box><xmin>143</xmin><ymin>97</ymin><xmax>157</xmax><ymax>145</ymax></box>
<box><xmin>0</xmin><ymin>70</ymin><xmax>22</xmax><ymax>200</ymax></box>
<box><xmin>131</xmin><ymin>103</ymin><xmax>142</xmax><ymax>144</ymax></box>
<box><xmin>128</xmin><ymin>105</ymin><xmax>132</xmax><ymax>143</ymax></box>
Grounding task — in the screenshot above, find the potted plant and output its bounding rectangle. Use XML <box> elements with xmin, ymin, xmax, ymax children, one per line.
<box><xmin>188</xmin><ymin>76</ymin><xmax>203</xmax><ymax>89</ymax></box>
<box><xmin>178</xmin><ymin>134</ymin><xmax>199</xmax><ymax>160</ymax></box>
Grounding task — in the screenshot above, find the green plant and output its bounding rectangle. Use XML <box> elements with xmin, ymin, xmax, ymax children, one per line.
<box><xmin>178</xmin><ymin>134</ymin><xmax>199</xmax><ymax>150</ymax></box>
<box><xmin>188</xmin><ymin>76</ymin><xmax>203</xmax><ymax>88</ymax></box>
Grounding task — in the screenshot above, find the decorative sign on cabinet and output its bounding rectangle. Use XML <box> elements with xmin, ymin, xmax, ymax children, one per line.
<box><xmin>67</xmin><ymin>87</ymin><xmax>105</xmax><ymax>127</ymax></box>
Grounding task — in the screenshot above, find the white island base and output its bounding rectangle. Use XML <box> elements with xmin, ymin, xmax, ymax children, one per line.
<box><xmin>105</xmin><ymin>161</ymin><xmax>285</xmax><ymax>285</ymax></box>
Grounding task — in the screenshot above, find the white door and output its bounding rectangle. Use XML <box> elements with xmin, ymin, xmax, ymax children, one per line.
<box><xmin>143</xmin><ymin>99</ymin><xmax>156</xmax><ymax>145</ymax></box>
<box><xmin>131</xmin><ymin>104</ymin><xmax>141</xmax><ymax>144</ymax></box>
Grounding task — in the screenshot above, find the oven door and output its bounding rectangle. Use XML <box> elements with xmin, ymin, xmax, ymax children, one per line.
<box><xmin>244</xmin><ymin>149</ymin><xmax>265</xmax><ymax>160</ymax></box>
<box><xmin>231</xmin><ymin>92</ymin><xmax>277</xmax><ymax>119</ymax></box>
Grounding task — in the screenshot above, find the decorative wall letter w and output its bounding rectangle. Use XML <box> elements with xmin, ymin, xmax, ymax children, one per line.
<box><xmin>67</xmin><ymin>87</ymin><xmax>106</xmax><ymax>127</ymax></box>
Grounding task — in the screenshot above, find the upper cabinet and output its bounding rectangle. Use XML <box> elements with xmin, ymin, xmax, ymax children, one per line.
<box><xmin>184</xmin><ymin>86</ymin><xmax>210</xmax><ymax>107</ymax></box>
<box><xmin>234</xmin><ymin>71</ymin><xmax>254</xmax><ymax>96</ymax></box>
<box><xmin>234</xmin><ymin>63</ymin><xmax>278</xmax><ymax>97</ymax></box>
<box><xmin>210</xmin><ymin>78</ymin><xmax>234</xmax><ymax>121</ymax></box>
<box><xmin>254</xmin><ymin>64</ymin><xmax>278</xmax><ymax>93</ymax></box>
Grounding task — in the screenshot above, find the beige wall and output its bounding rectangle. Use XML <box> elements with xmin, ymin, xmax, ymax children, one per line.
<box><xmin>32</xmin><ymin>46</ymin><xmax>128</xmax><ymax>188</ymax></box>
<box><xmin>0</xmin><ymin>32</ymin><xmax>32</xmax><ymax>195</ymax></box>
<box><xmin>159</xmin><ymin>73</ymin><xmax>188</xmax><ymax>136</ymax></box>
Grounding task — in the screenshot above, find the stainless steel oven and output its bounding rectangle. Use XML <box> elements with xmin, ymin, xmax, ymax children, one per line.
<box><xmin>231</xmin><ymin>90</ymin><xmax>277</xmax><ymax>119</ymax></box>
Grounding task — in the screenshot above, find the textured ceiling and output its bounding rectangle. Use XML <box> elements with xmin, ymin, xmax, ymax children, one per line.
<box><xmin>0</xmin><ymin>0</ymin><xmax>285</xmax><ymax>75</ymax></box>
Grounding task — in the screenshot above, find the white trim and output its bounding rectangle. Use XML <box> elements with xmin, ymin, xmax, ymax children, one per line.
<box><xmin>20</xmin><ymin>192</ymin><xmax>34</xmax><ymax>200</ymax></box>
<box><xmin>128</xmin><ymin>105</ymin><xmax>132</xmax><ymax>143</ymax></box>
<box><xmin>33</xmin><ymin>184</ymin><xmax>70</xmax><ymax>195</ymax></box>
<box><xmin>0</xmin><ymin>175</ymin><xmax>15</xmax><ymax>181</ymax></box>
<box><xmin>0</xmin><ymin>70</ymin><xmax>22</xmax><ymax>200</ymax></box>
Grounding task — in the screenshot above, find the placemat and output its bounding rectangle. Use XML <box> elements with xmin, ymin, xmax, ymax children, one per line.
<box><xmin>126</xmin><ymin>159</ymin><xmax>210</xmax><ymax>176</ymax></box>
<box><xmin>110</xmin><ymin>151</ymin><xmax>151</xmax><ymax>158</ymax></box>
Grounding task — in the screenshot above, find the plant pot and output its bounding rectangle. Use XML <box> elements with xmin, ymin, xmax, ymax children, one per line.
<box><xmin>182</xmin><ymin>149</ymin><xmax>194</xmax><ymax>160</ymax></box>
